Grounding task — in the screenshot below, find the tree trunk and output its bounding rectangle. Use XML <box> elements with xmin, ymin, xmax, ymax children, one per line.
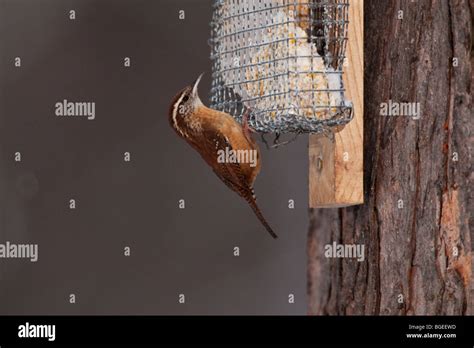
<box><xmin>308</xmin><ymin>0</ymin><xmax>472</xmax><ymax>315</ymax></box>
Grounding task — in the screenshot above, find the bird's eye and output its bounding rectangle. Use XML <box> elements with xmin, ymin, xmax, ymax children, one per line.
<box><xmin>182</xmin><ymin>95</ymin><xmax>189</xmax><ymax>102</ymax></box>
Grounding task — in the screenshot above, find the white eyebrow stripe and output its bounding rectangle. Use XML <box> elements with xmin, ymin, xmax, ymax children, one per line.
<box><xmin>172</xmin><ymin>92</ymin><xmax>186</xmax><ymax>137</ymax></box>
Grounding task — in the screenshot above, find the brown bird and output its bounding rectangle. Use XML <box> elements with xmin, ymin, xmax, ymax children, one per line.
<box><xmin>168</xmin><ymin>73</ymin><xmax>277</xmax><ymax>239</ymax></box>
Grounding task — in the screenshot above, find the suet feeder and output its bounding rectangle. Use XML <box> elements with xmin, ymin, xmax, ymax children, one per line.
<box><xmin>209</xmin><ymin>0</ymin><xmax>364</xmax><ymax>207</ymax></box>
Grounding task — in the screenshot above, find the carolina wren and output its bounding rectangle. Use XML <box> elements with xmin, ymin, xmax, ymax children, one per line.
<box><xmin>168</xmin><ymin>73</ymin><xmax>277</xmax><ymax>239</ymax></box>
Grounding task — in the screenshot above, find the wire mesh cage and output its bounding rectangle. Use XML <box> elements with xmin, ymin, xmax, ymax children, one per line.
<box><xmin>209</xmin><ymin>0</ymin><xmax>353</xmax><ymax>135</ymax></box>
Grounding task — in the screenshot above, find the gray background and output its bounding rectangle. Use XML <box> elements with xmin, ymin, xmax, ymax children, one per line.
<box><xmin>0</xmin><ymin>0</ymin><xmax>308</xmax><ymax>314</ymax></box>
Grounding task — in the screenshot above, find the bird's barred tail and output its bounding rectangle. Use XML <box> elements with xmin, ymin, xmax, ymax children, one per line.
<box><xmin>246</xmin><ymin>192</ymin><xmax>277</xmax><ymax>239</ymax></box>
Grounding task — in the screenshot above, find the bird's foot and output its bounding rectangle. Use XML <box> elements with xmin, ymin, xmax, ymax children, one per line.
<box><xmin>242</xmin><ymin>109</ymin><xmax>258</xmax><ymax>144</ymax></box>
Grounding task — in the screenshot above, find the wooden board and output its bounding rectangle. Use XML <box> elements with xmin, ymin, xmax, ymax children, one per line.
<box><xmin>309</xmin><ymin>0</ymin><xmax>364</xmax><ymax>208</ymax></box>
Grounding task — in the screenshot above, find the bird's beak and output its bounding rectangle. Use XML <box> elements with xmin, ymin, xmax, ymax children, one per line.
<box><xmin>192</xmin><ymin>72</ymin><xmax>204</xmax><ymax>96</ymax></box>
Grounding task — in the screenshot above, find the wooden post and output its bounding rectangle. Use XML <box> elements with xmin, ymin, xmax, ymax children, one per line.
<box><xmin>308</xmin><ymin>0</ymin><xmax>472</xmax><ymax>315</ymax></box>
<box><xmin>309</xmin><ymin>0</ymin><xmax>364</xmax><ymax>208</ymax></box>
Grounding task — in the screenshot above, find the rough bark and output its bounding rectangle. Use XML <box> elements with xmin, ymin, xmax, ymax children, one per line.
<box><xmin>308</xmin><ymin>0</ymin><xmax>472</xmax><ymax>315</ymax></box>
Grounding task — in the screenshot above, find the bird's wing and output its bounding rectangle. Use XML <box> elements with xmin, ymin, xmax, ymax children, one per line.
<box><xmin>188</xmin><ymin>125</ymin><xmax>276</xmax><ymax>238</ymax></box>
<box><xmin>197</xmin><ymin>129</ymin><xmax>254</xmax><ymax>199</ymax></box>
